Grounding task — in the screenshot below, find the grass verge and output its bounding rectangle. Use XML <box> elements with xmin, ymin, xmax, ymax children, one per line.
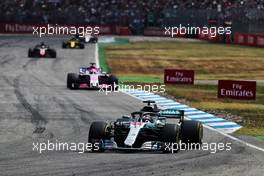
<box><xmin>106</xmin><ymin>41</ymin><xmax>264</xmax><ymax>80</ymax></box>
<box><xmin>119</xmin><ymin>75</ymin><xmax>161</xmax><ymax>83</ymax></box>
<box><xmin>99</xmin><ymin>46</ymin><xmax>110</xmax><ymax>72</ymax></box>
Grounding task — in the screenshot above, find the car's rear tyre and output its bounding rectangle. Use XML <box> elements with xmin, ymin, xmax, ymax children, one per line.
<box><xmin>109</xmin><ymin>75</ymin><xmax>118</xmax><ymax>91</ymax></box>
<box><xmin>181</xmin><ymin>120</ymin><xmax>203</xmax><ymax>144</ymax></box>
<box><xmin>53</xmin><ymin>52</ymin><xmax>57</xmax><ymax>58</ymax></box>
<box><xmin>88</xmin><ymin>121</ymin><xmax>109</xmax><ymax>152</ymax></box>
<box><xmin>62</xmin><ymin>43</ymin><xmax>67</xmax><ymax>48</ymax></box>
<box><xmin>50</xmin><ymin>50</ymin><xmax>56</xmax><ymax>58</ymax></box>
<box><xmin>80</xmin><ymin>43</ymin><xmax>85</xmax><ymax>49</ymax></box>
<box><xmin>67</xmin><ymin>73</ymin><xmax>79</xmax><ymax>89</ymax></box>
<box><xmin>161</xmin><ymin>124</ymin><xmax>181</xmax><ymax>153</ymax></box>
<box><xmin>28</xmin><ymin>49</ymin><xmax>33</xmax><ymax>57</ymax></box>
<box><xmin>161</xmin><ymin>124</ymin><xmax>180</xmax><ymax>142</ymax></box>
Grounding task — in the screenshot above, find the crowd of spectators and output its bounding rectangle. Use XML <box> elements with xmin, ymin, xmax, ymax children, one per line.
<box><xmin>0</xmin><ymin>0</ymin><xmax>263</xmax><ymax>26</ymax></box>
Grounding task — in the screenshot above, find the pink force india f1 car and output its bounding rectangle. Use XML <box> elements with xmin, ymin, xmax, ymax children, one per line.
<box><xmin>67</xmin><ymin>63</ymin><xmax>118</xmax><ymax>90</ymax></box>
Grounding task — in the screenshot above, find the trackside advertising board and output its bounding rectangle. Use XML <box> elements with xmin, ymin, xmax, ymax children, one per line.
<box><xmin>0</xmin><ymin>23</ymin><xmax>114</xmax><ymax>35</ymax></box>
<box><xmin>164</xmin><ymin>69</ymin><xmax>194</xmax><ymax>84</ymax></box>
<box><xmin>218</xmin><ymin>80</ymin><xmax>256</xmax><ymax>100</ymax></box>
<box><xmin>234</xmin><ymin>33</ymin><xmax>264</xmax><ymax>47</ymax></box>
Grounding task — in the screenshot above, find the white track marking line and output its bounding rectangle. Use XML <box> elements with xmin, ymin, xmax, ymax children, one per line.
<box><xmin>158</xmin><ymin>103</ymin><xmax>181</xmax><ymax>106</ymax></box>
<box><xmin>184</xmin><ymin>111</ymin><xmax>207</xmax><ymax>115</ymax></box>
<box><xmin>137</xmin><ymin>95</ymin><xmax>161</xmax><ymax>98</ymax></box>
<box><xmin>188</xmin><ymin>114</ymin><xmax>215</xmax><ymax>118</ymax></box>
<box><xmin>204</xmin><ymin>125</ymin><xmax>264</xmax><ymax>152</ymax></box>
<box><xmin>162</xmin><ymin>105</ymin><xmax>189</xmax><ymax>109</ymax></box>
<box><xmin>198</xmin><ymin>118</ymin><xmax>227</xmax><ymax>122</ymax></box>
<box><xmin>141</xmin><ymin>97</ymin><xmax>167</xmax><ymax>101</ymax></box>
<box><xmin>155</xmin><ymin>100</ymin><xmax>175</xmax><ymax>103</ymax></box>
<box><xmin>133</xmin><ymin>93</ymin><xmax>154</xmax><ymax>96</ymax></box>
<box><xmin>179</xmin><ymin>108</ymin><xmax>198</xmax><ymax>111</ymax></box>
<box><xmin>205</xmin><ymin>122</ymin><xmax>239</xmax><ymax>126</ymax></box>
<box><xmin>95</xmin><ymin>43</ymin><xmax>99</xmax><ymax>66</ymax></box>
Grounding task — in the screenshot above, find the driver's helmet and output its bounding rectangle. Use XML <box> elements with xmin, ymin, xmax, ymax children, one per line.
<box><xmin>88</xmin><ymin>64</ymin><xmax>98</xmax><ymax>73</ymax></box>
<box><xmin>142</xmin><ymin>114</ymin><xmax>152</xmax><ymax>122</ymax></box>
<box><xmin>88</xmin><ymin>67</ymin><xmax>98</xmax><ymax>74</ymax></box>
<box><xmin>131</xmin><ymin>112</ymin><xmax>141</xmax><ymax>121</ymax></box>
<box><xmin>89</xmin><ymin>65</ymin><xmax>96</xmax><ymax>69</ymax></box>
<box><xmin>40</xmin><ymin>42</ymin><xmax>45</xmax><ymax>47</ymax></box>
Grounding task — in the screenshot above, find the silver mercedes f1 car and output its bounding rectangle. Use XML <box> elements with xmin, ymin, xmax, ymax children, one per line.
<box><xmin>88</xmin><ymin>101</ymin><xmax>203</xmax><ymax>153</ymax></box>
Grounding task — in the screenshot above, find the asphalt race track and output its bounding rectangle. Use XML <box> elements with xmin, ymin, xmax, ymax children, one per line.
<box><xmin>0</xmin><ymin>36</ymin><xmax>263</xmax><ymax>176</ymax></box>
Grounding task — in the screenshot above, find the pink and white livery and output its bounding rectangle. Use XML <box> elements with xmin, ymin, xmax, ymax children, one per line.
<box><xmin>67</xmin><ymin>63</ymin><xmax>118</xmax><ymax>90</ymax></box>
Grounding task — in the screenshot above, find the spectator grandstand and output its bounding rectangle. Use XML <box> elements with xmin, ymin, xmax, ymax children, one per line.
<box><xmin>0</xmin><ymin>0</ymin><xmax>263</xmax><ymax>34</ymax></box>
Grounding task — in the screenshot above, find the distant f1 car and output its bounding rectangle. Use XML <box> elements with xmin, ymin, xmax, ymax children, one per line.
<box><xmin>88</xmin><ymin>101</ymin><xmax>203</xmax><ymax>153</ymax></box>
<box><xmin>62</xmin><ymin>37</ymin><xmax>85</xmax><ymax>49</ymax></box>
<box><xmin>77</xmin><ymin>34</ymin><xmax>98</xmax><ymax>43</ymax></box>
<box><xmin>67</xmin><ymin>63</ymin><xmax>118</xmax><ymax>90</ymax></box>
<box><xmin>28</xmin><ymin>42</ymin><xmax>56</xmax><ymax>58</ymax></box>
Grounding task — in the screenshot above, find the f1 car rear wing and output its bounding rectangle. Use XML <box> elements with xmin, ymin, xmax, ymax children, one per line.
<box><xmin>158</xmin><ymin>109</ymin><xmax>184</xmax><ymax>122</ymax></box>
<box><xmin>143</xmin><ymin>100</ymin><xmax>156</xmax><ymax>106</ymax></box>
<box><xmin>141</xmin><ymin>100</ymin><xmax>160</xmax><ymax>112</ymax></box>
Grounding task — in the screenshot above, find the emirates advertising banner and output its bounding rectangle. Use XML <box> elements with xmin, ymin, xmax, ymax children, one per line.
<box><xmin>164</xmin><ymin>69</ymin><xmax>194</xmax><ymax>85</ymax></box>
<box><xmin>218</xmin><ymin>80</ymin><xmax>256</xmax><ymax>100</ymax></box>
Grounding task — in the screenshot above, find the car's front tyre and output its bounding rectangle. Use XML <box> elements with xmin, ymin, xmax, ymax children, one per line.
<box><xmin>88</xmin><ymin>121</ymin><xmax>109</xmax><ymax>152</ymax></box>
<box><xmin>161</xmin><ymin>124</ymin><xmax>181</xmax><ymax>153</ymax></box>
<box><xmin>50</xmin><ymin>50</ymin><xmax>56</xmax><ymax>58</ymax></box>
<box><xmin>67</xmin><ymin>73</ymin><xmax>79</xmax><ymax>89</ymax></box>
<box><xmin>109</xmin><ymin>75</ymin><xmax>118</xmax><ymax>91</ymax></box>
<box><xmin>28</xmin><ymin>49</ymin><xmax>33</xmax><ymax>57</ymax></box>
